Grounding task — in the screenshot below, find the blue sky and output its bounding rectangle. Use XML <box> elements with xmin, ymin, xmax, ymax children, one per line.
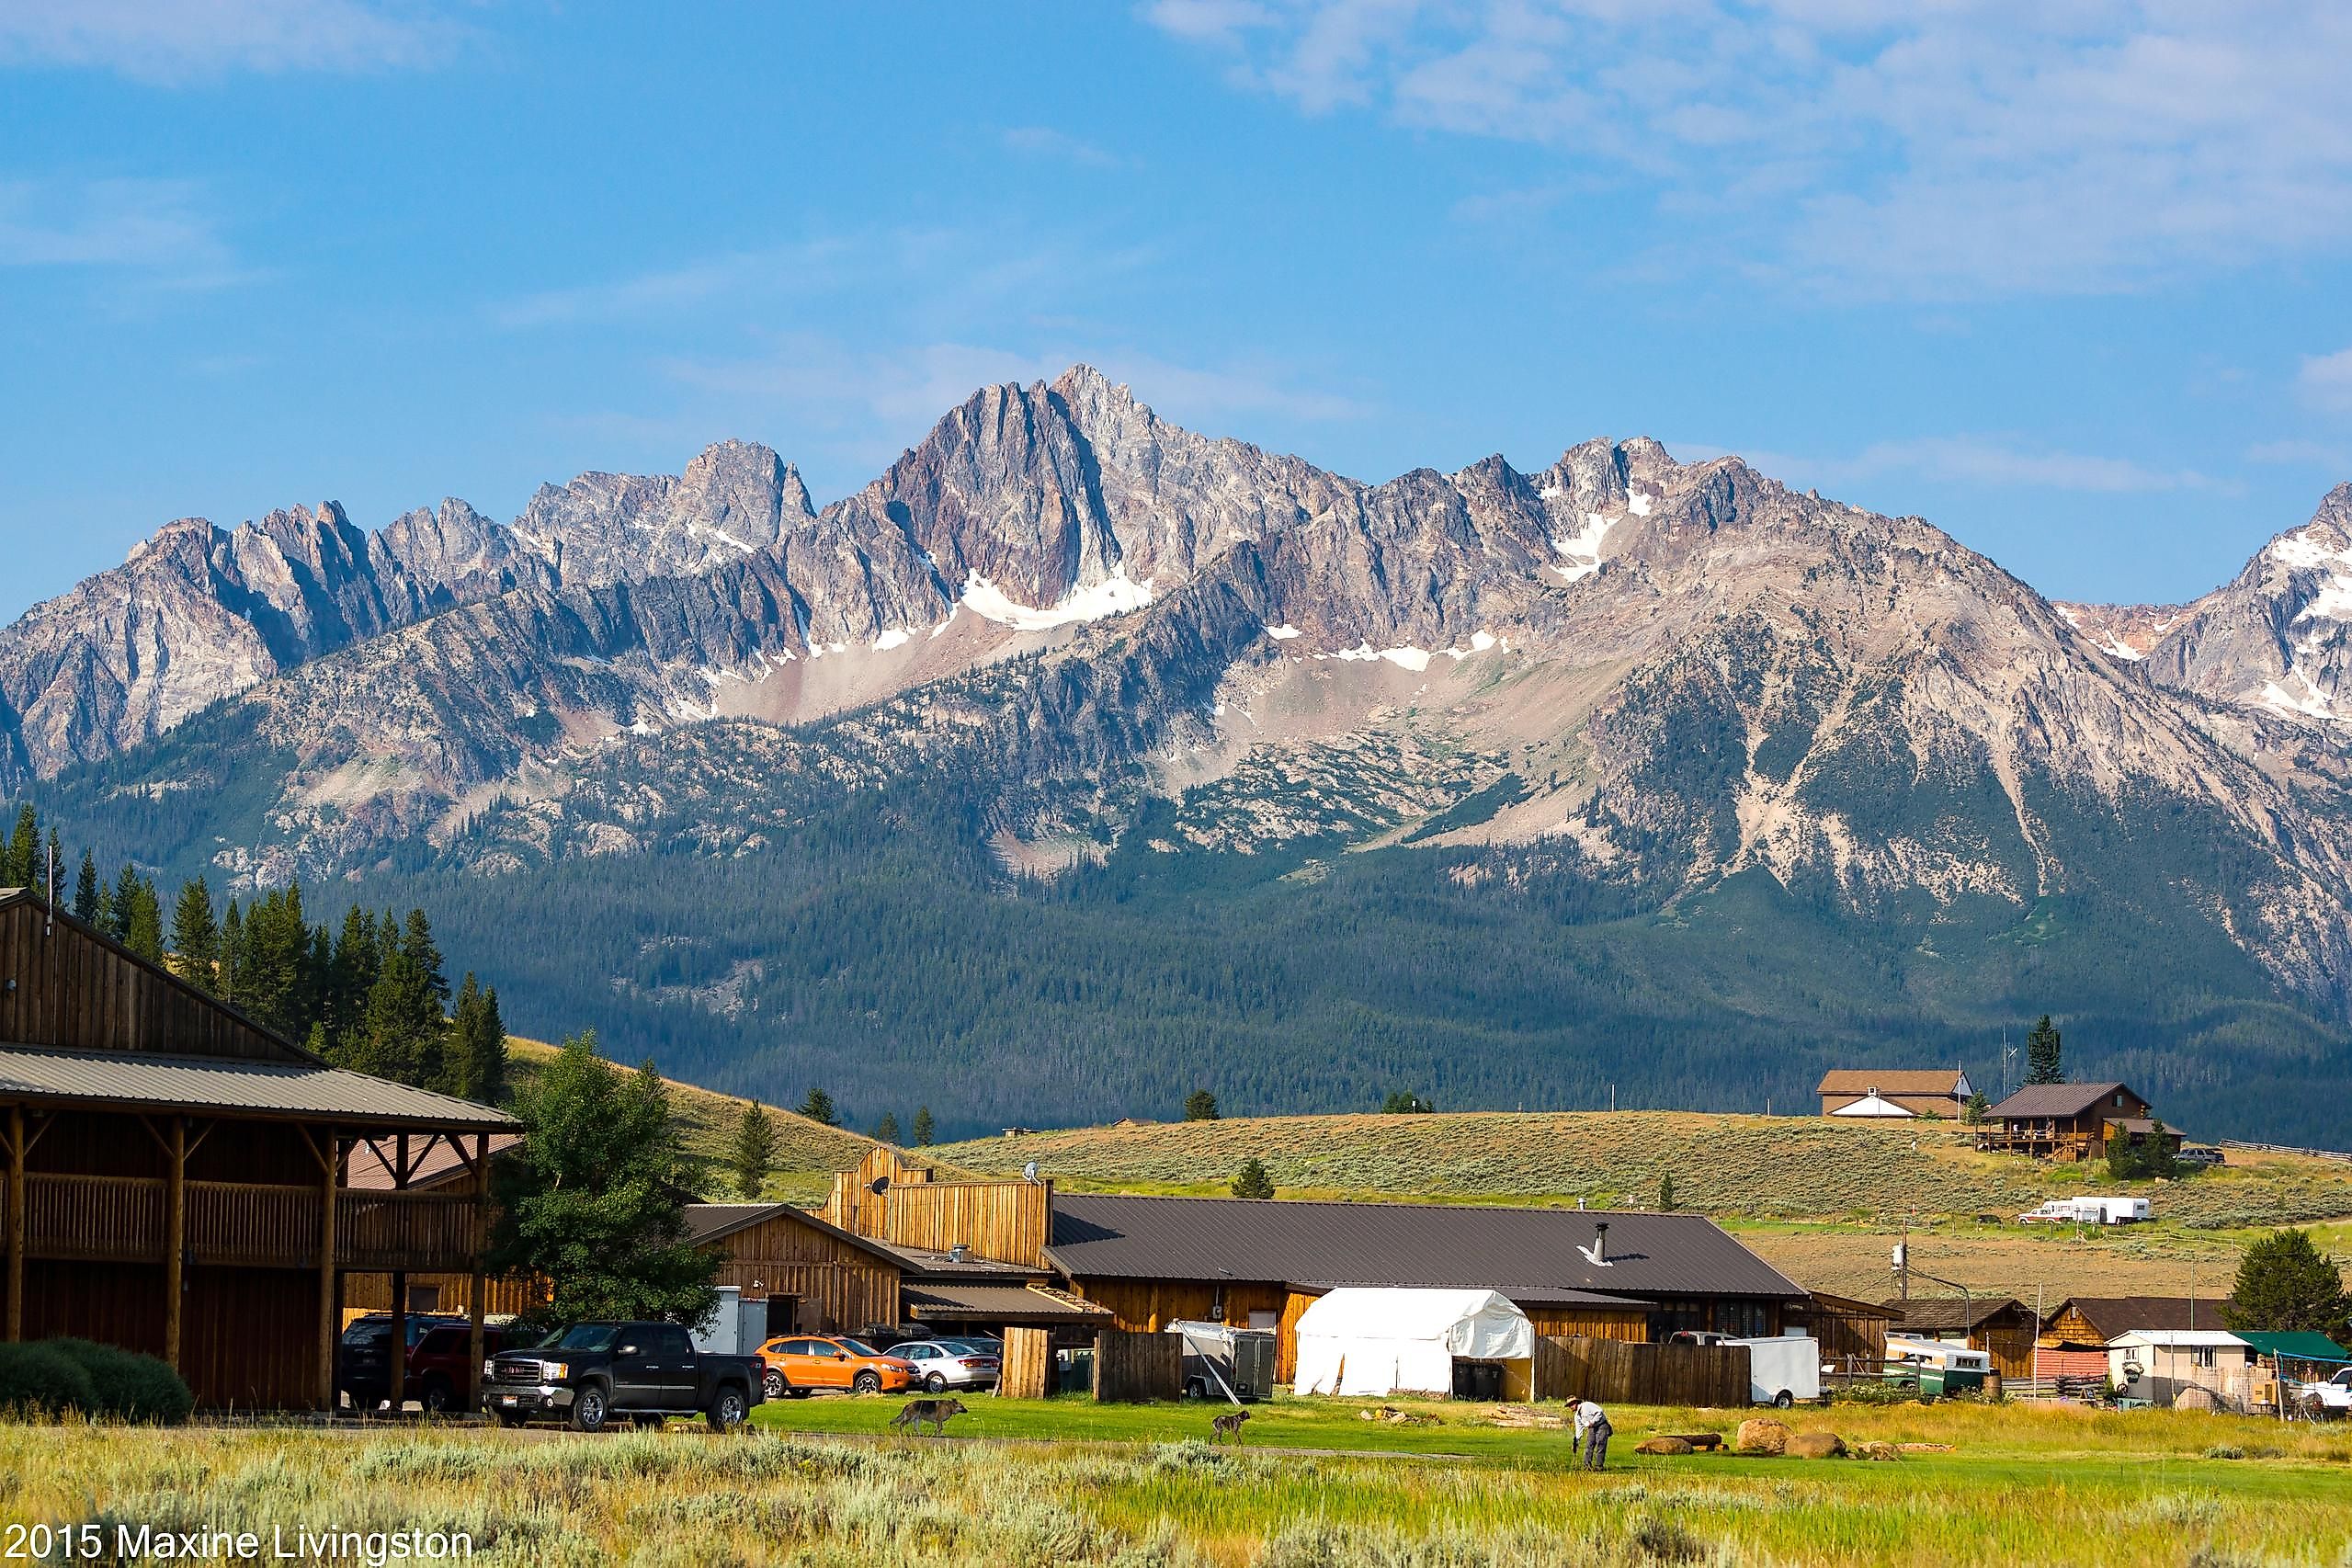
<box><xmin>4</xmin><ymin>1</ymin><xmax>2350</xmax><ymax>622</ymax></box>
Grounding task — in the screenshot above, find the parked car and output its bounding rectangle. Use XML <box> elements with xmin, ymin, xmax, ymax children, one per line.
<box><xmin>483</xmin><ymin>1321</ymin><xmax>764</xmax><ymax>1432</ymax></box>
<box><xmin>2296</xmin><ymin>1367</ymin><xmax>2352</xmax><ymax>1417</ymax></box>
<box><xmin>756</xmin><ymin>1335</ymin><xmax>918</xmax><ymax>1398</ymax></box>
<box><xmin>2177</xmin><ymin>1146</ymin><xmax>2225</xmax><ymax>1167</ymax></box>
<box><xmin>337</xmin><ymin>1313</ymin><xmax>467</xmax><ymax>1411</ymax></box>
<box><xmin>888</xmin><ymin>1338</ymin><xmax>1001</xmax><ymax>1392</ymax></box>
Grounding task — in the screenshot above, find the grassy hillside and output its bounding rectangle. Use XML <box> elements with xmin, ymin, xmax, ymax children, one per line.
<box><xmin>937</xmin><ymin>1111</ymin><xmax>2352</xmax><ymax>1301</ymax></box>
<box><xmin>506</xmin><ymin>1035</ymin><xmax>883</xmax><ymax>1203</ymax></box>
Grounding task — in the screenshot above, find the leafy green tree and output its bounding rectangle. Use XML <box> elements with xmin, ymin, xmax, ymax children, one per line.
<box><xmin>912</xmin><ymin>1107</ymin><xmax>936</xmax><ymax>1147</ymax></box>
<box><xmin>1230</xmin><ymin>1157</ymin><xmax>1276</xmax><ymax>1200</ymax></box>
<box><xmin>2026</xmin><ymin>1015</ymin><xmax>2062</xmax><ymax>1085</ymax></box>
<box><xmin>2224</xmin><ymin>1230</ymin><xmax>2352</xmax><ymax>1340</ymax></box>
<box><xmin>796</xmin><ymin>1087</ymin><xmax>837</xmax><ymax>1127</ymax></box>
<box><xmin>168</xmin><ymin>878</ymin><xmax>220</xmax><ymax>993</ymax></box>
<box><xmin>72</xmin><ymin>852</ymin><xmax>99</xmax><ymax>924</ymax></box>
<box><xmin>490</xmin><ymin>1031</ymin><xmax>719</xmax><ymax>1331</ymax></box>
<box><xmin>874</xmin><ymin>1110</ymin><xmax>902</xmax><ymax>1144</ymax></box>
<box><xmin>1381</xmin><ymin>1091</ymin><xmax>1435</xmax><ymax>1114</ymax></box>
<box><xmin>1185</xmin><ymin>1089</ymin><xmax>1220</xmax><ymax>1121</ymax></box>
<box><xmin>730</xmin><ymin>1100</ymin><xmax>777</xmax><ymax>1199</ymax></box>
<box><xmin>1657</xmin><ymin>1170</ymin><xmax>1677</xmax><ymax>1210</ymax></box>
<box><xmin>449</xmin><ymin>973</ymin><xmax>508</xmax><ymax>1103</ymax></box>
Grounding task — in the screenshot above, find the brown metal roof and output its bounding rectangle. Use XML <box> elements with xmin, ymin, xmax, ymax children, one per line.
<box><xmin>903</xmin><ymin>1282</ymin><xmax>1113</xmax><ymax>1322</ymax></box>
<box><xmin>1046</xmin><ymin>1194</ymin><xmax>1805</xmax><ymax>1302</ymax></box>
<box><xmin>0</xmin><ymin>1042</ymin><xmax>517</xmax><ymax>1130</ymax></box>
<box><xmin>347</xmin><ymin>1131</ymin><xmax>524</xmax><ymax>1190</ymax></box>
<box><xmin>2045</xmin><ymin>1296</ymin><xmax>2238</xmax><ymax>1341</ymax></box>
<box><xmin>1816</xmin><ymin>1070</ymin><xmax>1965</xmax><ymax>1096</ymax></box>
<box><xmin>1879</xmin><ymin>1295</ymin><xmax>2028</xmax><ymax>1333</ymax></box>
<box><xmin>1988</xmin><ymin>1083</ymin><xmax>2135</xmax><ymax>1119</ymax></box>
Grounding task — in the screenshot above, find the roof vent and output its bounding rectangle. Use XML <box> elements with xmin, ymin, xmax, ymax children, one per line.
<box><xmin>949</xmin><ymin>1244</ymin><xmax>971</xmax><ymax>1263</ymax></box>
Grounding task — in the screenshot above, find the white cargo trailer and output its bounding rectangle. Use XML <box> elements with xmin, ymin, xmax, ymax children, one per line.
<box><xmin>1726</xmin><ymin>1334</ymin><xmax>1823</xmax><ymax>1407</ymax></box>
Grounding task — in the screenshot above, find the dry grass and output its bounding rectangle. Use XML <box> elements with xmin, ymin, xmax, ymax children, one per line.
<box><xmin>2</xmin><ymin>1403</ymin><xmax>2347</xmax><ymax>1567</ymax></box>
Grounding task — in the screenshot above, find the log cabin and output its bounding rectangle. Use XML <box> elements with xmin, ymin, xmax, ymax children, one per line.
<box><xmin>0</xmin><ymin>888</ymin><xmax>516</xmax><ymax>1410</ymax></box>
<box><xmin>1980</xmin><ymin>1082</ymin><xmax>2168</xmax><ymax>1160</ymax></box>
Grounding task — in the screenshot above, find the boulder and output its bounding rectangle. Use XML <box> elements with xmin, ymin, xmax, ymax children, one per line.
<box><xmin>1634</xmin><ymin>1437</ymin><xmax>1696</xmax><ymax>1456</ymax></box>
<box><xmin>1853</xmin><ymin>1441</ymin><xmax>1902</xmax><ymax>1462</ymax></box>
<box><xmin>1786</xmin><ymin>1431</ymin><xmax>1847</xmax><ymax>1460</ymax></box>
<box><xmin>1734</xmin><ymin>1418</ymin><xmax>1790</xmax><ymax>1456</ymax></box>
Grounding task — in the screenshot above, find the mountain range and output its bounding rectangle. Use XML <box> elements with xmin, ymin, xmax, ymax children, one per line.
<box><xmin>9</xmin><ymin>367</ymin><xmax>2352</xmax><ymax>1142</ymax></box>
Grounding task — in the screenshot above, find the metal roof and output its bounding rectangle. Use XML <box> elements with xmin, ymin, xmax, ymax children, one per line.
<box><xmin>1877</xmin><ymin>1295</ymin><xmax>2028</xmax><ymax>1333</ymax></box>
<box><xmin>2111</xmin><ymin>1329</ymin><xmax>2249</xmax><ymax>1348</ymax></box>
<box><xmin>2046</xmin><ymin>1296</ymin><xmax>2237</xmax><ymax>1339</ymax></box>
<box><xmin>347</xmin><ymin>1131</ymin><xmax>524</xmax><ymax>1190</ymax></box>
<box><xmin>903</xmin><ymin>1282</ymin><xmax>1112</xmax><ymax>1321</ymax></box>
<box><xmin>1989</xmin><ymin>1082</ymin><xmax>2135</xmax><ymax>1119</ymax></box>
<box><xmin>2233</xmin><ymin>1331</ymin><xmax>2350</xmax><ymax>1362</ymax></box>
<box><xmin>1816</xmin><ymin>1070</ymin><xmax>1965</xmax><ymax>1096</ymax></box>
<box><xmin>1046</xmin><ymin>1194</ymin><xmax>1806</xmax><ymax>1302</ymax></box>
<box><xmin>0</xmin><ymin>1043</ymin><xmax>517</xmax><ymax>1130</ymax></box>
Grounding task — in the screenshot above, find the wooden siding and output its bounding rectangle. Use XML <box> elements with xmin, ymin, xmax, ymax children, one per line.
<box><xmin>0</xmin><ymin>901</ymin><xmax>299</xmax><ymax>1062</ymax></box>
<box><xmin>1535</xmin><ymin>1335</ymin><xmax>1751</xmax><ymax>1406</ymax></box>
<box><xmin>342</xmin><ymin>1270</ymin><xmax>545</xmax><ymax>1317</ymax></box>
<box><xmin>1000</xmin><ymin>1325</ymin><xmax>1052</xmax><ymax>1399</ymax></box>
<box><xmin>1067</xmin><ymin>1278</ymin><xmax>1287</xmax><ymax>1336</ymax></box>
<box><xmin>703</xmin><ymin>1210</ymin><xmax>901</xmax><ymax>1334</ymax></box>
<box><xmin>1790</xmin><ymin>1297</ymin><xmax>1892</xmax><ymax>1374</ymax></box>
<box><xmin>823</xmin><ymin>1150</ymin><xmax>1051</xmax><ymax>1271</ymax></box>
<box><xmin>24</xmin><ymin>1259</ymin><xmax>316</xmax><ymax>1409</ymax></box>
<box><xmin>1093</xmin><ymin>1329</ymin><xmax>1182</xmax><ymax>1403</ymax></box>
<box><xmin>1524</xmin><ymin>1305</ymin><xmax>1649</xmax><ymax>1343</ymax></box>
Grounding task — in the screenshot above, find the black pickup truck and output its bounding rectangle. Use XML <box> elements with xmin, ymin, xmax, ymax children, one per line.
<box><xmin>483</xmin><ymin>1321</ymin><xmax>763</xmax><ymax>1432</ymax></box>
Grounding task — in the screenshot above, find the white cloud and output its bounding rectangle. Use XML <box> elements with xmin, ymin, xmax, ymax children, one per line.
<box><xmin>2249</xmin><ymin>438</ymin><xmax>2352</xmax><ymax>471</ymax></box>
<box><xmin>1142</xmin><ymin>1</ymin><xmax>2352</xmax><ymax>299</ymax></box>
<box><xmin>1679</xmin><ymin>435</ymin><xmax>2220</xmax><ymax>495</ymax></box>
<box><xmin>2301</xmin><ymin>347</ymin><xmax>2352</xmax><ymax>415</ymax></box>
<box><xmin>0</xmin><ymin>0</ymin><xmax>456</xmax><ymax>80</ymax></box>
<box><xmin>0</xmin><ymin>176</ymin><xmax>259</xmax><ymax>297</ymax></box>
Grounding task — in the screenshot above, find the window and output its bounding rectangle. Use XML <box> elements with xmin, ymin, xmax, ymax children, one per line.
<box><xmin>2193</xmin><ymin>1346</ymin><xmax>2217</xmax><ymax>1369</ymax></box>
<box><xmin>407</xmin><ymin>1284</ymin><xmax>442</xmax><ymax>1312</ymax></box>
<box><xmin>656</xmin><ymin>1326</ymin><xmax>694</xmax><ymax>1358</ymax></box>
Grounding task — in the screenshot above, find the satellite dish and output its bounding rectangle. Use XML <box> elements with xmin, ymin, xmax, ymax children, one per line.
<box><xmin>869</xmin><ymin>1175</ymin><xmax>892</xmax><ymax>1195</ymax></box>
<box><xmin>1023</xmin><ymin>1161</ymin><xmax>1040</xmax><ymax>1183</ymax></box>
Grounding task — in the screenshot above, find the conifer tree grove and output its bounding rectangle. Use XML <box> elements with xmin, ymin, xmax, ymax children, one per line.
<box><xmin>2225</xmin><ymin>1229</ymin><xmax>2352</xmax><ymax>1341</ymax></box>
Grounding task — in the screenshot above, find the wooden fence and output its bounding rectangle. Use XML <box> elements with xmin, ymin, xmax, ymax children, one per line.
<box><xmin>999</xmin><ymin>1326</ymin><xmax>1053</xmax><ymax>1400</ymax></box>
<box><xmin>1093</xmin><ymin>1329</ymin><xmax>1181</xmax><ymax>1403</ymax></box>
<box><xmin>1534</xmin><ymin>1336</ymin><xmax>1751</xmax><ymax>1407</ymax></box>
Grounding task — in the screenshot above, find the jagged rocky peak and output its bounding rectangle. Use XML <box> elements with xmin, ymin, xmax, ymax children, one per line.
<box><xmin>506</xmin><ymin>439</ymin><xmax>811</xmax><ymax>588</ymax></box>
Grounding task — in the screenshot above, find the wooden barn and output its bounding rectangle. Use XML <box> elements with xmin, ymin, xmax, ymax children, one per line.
<box><xmin>2037</xmin><ymin>1295</ymin><xmax>2238</xmax><ymax>1382</ymax></box>
<box><xmin>1980</xmin><ymin>1083</ymin><xmax>2173</xmax><ymax>1160</ymax></box>
<box><xmin>341</xmin><ymin>1132</ymin><xmax>540</xmax><ymax>1319</ymax></box>
<box><xmin>0</xmin><ymin>888</ymin><xmax>514</xmax><ymax>1410</ymax></box>
<box><xmin>1880</xmin><ymin>1294</ymin><xmax>2040</xmax><ymax>1381</ymax></box>
<box><xmin>1816</xmin><ymin>1070</ymin><xmax>1971</xmax><ymax>1119</ymax></box>
<box><xmin>1789</xmin><ymin>1291</ymin><xmax>1902</xmax><ymax>1375</ymax></box>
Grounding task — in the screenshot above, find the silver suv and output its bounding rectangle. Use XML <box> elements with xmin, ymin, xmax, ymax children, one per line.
<box><xmin>889</xmin><ymin>1338</ymin><xmax>1001</xmax><ymax>1392</ymax></box>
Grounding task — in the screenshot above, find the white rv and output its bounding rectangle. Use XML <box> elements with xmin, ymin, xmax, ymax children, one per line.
<box><xmin>2019</xmin><ymin>1196</ymin><xmax>2151</xmax><ymax>1225</ymax></box>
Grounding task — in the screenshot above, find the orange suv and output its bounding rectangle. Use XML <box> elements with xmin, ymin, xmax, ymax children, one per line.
<box><xmin>757</xmin><ymin>1335</ymin><xmax>918</xmax><ymax>1398</ymax></box>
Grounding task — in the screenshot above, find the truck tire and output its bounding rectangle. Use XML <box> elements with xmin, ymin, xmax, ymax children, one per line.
<box><xmin>570</xmin><ymin>1382</ymin><xmax>610</xmax><ymax>1433</ymax></box>
<box><xmin>764</xmin><ymin>1368</ymin><xmax>788</xmax><ymax>1401</ymax></box>
<box><xmin>418</xmin><ymin>1376</ymin><xmax>456</xmax><ymax>1415</ymax></box>
<box><xmin>853</xmin><ymin>1370</ymin><xmax>882</xmax><ymax>1395</ymax></box>
<box><xmin>707</xmin><ymin>1385</ymin><xmax>749</xmax><ymax>1433</ymax></box>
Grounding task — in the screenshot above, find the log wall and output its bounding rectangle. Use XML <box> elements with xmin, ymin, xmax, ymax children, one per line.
<box><xmin>1533</xmin><ymin>1335</ymin><xmax>1751</xmax><ymax>1407</ymax></box>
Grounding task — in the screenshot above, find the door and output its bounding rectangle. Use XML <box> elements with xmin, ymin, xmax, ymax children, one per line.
<box><xmin>764</xmin><ymin>1294</ymin><xmax>799</xmax><ymax>1340</ymax></box>
<box><xmin>654</xmin><ymin>1325</ymin><xmax>699</xmax><ymax>1408</ymax></box>
<box><xmin>611</xmin><ymin>1329</ymin><xmax>664</xmax><ymax>1410</ymax></box>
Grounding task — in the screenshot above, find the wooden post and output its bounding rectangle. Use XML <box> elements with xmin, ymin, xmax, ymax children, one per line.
<box><xmin>466</xmin><ymin>1132</ymin><xmax>487</xmax><ymax>1412</ymax></box>
<box><xmin>163</xmin><ymin>1118</ymin><xmax>186</xmax><ymax>1372</ymax></box>
<box><xmin>317</xmin><ymin>1130</ymin><xmax>338</xmax><ymax>1413</ymax></box>
<box><xmin>4</xmin><ymin>1107</ymin><xmax>22</xmax><ymax>1343</ymax></box>
<box><xmin>389</xmin><ymin>1133</ymin><xmax>408</xmax><ymax>1412</ymax></box>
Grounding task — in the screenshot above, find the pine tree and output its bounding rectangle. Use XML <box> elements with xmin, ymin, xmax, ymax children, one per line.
<box><xmin>123</xmin><ymin>878</ymin><xmax>165</xmax><ymax>964</ymax></box>
<box><xmin>403</xmin><ymin>908</ymin><xmax>451</xmax><ymax>1018</ymax></box>
<box><xmin>217</xmin><ymin>902</ymin><xmax>244</xmax><ymax>1003</ymax></box>
<box><xmin>1657</xmin><ymin>1171</ymin><xmax>1677</xmax><ymax>1210</ymax></box>
<box><xmin>354</xmin><ymin>939</ymin><xmax>445</xmax><ymax>1088</ymax></box>
<box><xmin>2225</xmin><ymin>1230</ymin><xmax>2352</xmax><ymax>1340</ymax></box>
<box><xmin>325</xmin><ymin>908</ymin><xmax>381</xmax><ymax>1052</ymax></box>
<box><xmin>447</xmin><ymin>972</ymin><xmax>508</xmax><ymax>1102</ymax></box>
<box><xmin>3</xmin><ymin>804</ymin><xmax>33</xmax><ymax>889</ymax></box>
<box><xmin>1962</xmin><ymin>1090</ymin><xmax>1991</xmax><ymax>1124</ymax></box>
<box><xmin>730</xmin><ymin>1101</ymin><xmax>777</xmax><ymax>1199</ymax></box>
<box><xmin>2026</xmin><ymin>1016</ymin><xmax>2062</xmax><ymax>1085</ymax></box>
<box><xmin>1185</xmin><ymin>1089</ymin><xmax>1221</xmax><ymax>1121</ymax></box>
<box><xmin>168</xmin><ymin>878</ymin><xmax>221</xmax><ymax>993</ymax></box>
<box><xmin>106</xmin><ymin>862</ymin><xmax>141</xmax><ymax>942</ymax></box>
<box><xmin>874</xmin><ymin>1110</ymin><xmax>902</xmax><ymax>1144</ymax></box>
<box><xmin>912</xmin><ymin>1107</ymin><xmax>936</xmax><ymax>1147</ymax></box>
<box><xmin>796</xmin><ymin>1087</ymin><xmax>837</xmax><ymax>1127</ymax></box>
<box><xmin>40</xmin><ymin>828</ymin><xmax>62</xmax><ymax>899</ymax></box>
<box><xmin>1230</xmin><ymin>1157</ymin><xmax>1275</xmax><ymax>1199</ymax></box>
<box><xmin>72</xmin><ymin>852</ymin><xmax>99</xmax><ymax>924</ymax></box>
<box><xmin>489</xmin><ymin>1031</ymin><xmax>719</xmax><ymax>1331</ymax></box>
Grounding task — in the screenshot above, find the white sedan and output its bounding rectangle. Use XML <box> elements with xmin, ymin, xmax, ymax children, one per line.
<box><xmin>889</xmin><ymin>1338</ymin><xmax>1002</xmax><ymax>1392</ymax></box>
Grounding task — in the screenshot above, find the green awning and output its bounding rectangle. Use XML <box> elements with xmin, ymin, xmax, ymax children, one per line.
<box><xmin>2234</xmin><ymin>1330</ymin><xmax>2350</xmax><ymax>1362</ymax></box>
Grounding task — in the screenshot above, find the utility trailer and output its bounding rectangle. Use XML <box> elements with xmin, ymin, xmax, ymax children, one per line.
<box><xmin>2019</xmin><ymin>1196</ymin><xmax>2151</xmax><ymax>1225</ymax></box>
<box><xmin>1165</xmin><ymin>1320</ymin><xmax>1278</xmax><ymax>1402</ymax></box>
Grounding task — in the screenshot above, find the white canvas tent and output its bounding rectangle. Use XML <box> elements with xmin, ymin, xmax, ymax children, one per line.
<box><xmin>1292</xmin><ymin>1288</ymin><xmax>1535</xmax><ymax>1398</ymax></box>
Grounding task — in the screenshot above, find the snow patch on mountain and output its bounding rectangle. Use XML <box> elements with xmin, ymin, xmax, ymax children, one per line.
<box><xmin>961</xmin><ymin>568</ymin><xmax>1155</xmax><ymax>631</ymax></box>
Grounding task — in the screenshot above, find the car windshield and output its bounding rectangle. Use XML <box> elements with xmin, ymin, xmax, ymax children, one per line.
<box><xmin>539</xmin><ymin>1324</ymin><xmax>621</xmax><ymax>1351</ymax></box>
<box><xmin>835</xmin><ymin>1338</ymin><xmax>881</xmax><ymax>1358</ymax></box>
<box><xmin>340</xmin><ymin>1321</ymin><xmax>390</xmax><ymax>1346</ymax></box>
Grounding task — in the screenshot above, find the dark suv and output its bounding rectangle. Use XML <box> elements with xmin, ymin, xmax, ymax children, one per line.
<box><xmin>339</xmin><ymin>1313</ymin><xmax>469</xmax><ymax>1412</ymax></box>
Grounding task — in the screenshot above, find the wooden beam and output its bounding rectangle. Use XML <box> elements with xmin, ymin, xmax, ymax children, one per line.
<box><xmin>390</xmin><ymin>1132</ymin><xmax>408</xmax><ymax>1411</ymax></box>
<box><xmin>163</xmin><ymin>1118</ymin><xmax>186</xmax><ymax>1371</ymax></box>
<box><xmin>318</xmin><ymin>1130</ymin><xmax>338</xmax><ymax>1413</ymax></box>
<box><xmin>467</xmin><ymin>1131</ymin><xmax>487</xmax><ymax>1412</ymax></box>
<box><xmin>5</xmin><ymin>1107</ymin><xmax>22</xmax><ymax>1342</ymax></box>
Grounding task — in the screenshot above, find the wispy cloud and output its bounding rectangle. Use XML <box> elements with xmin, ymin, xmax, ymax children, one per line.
<box><xmin>1143</xmin><ymin>1</ymin><xmax>2352</xmax><ymax>300</ymax></box>
<box><xmin>0</xmin><ymin>0</ymin><xmax>459</xmax><ymax>81</ymax></box>
<box><xmin>2249</xmin><ymin>438</ymin><xmax>2352</xmax><ymax>472</ymax></box>
<box><xmin>491</xmin><ymin>241</ymin><xmax>859</xmax><ymax>329</ymax></box>
<box><xmin>1001</xmin><ymin>126</ymin><xmax>1128</xmax><ymax>168</ymax></box>
<box><xmin>1678</xmin><ymin>435</ymin><xmax>2221</xmax><ymax>496</ymax></box>
<box><xmin>0</xmin><ymin>176</ymin><xmax>257</xmax><ymax>295</ymax></box>
<box><xmin>2301</xmin><ymin>347</ymin><xmax>2352</xmax><ymax>415</ymax></box>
